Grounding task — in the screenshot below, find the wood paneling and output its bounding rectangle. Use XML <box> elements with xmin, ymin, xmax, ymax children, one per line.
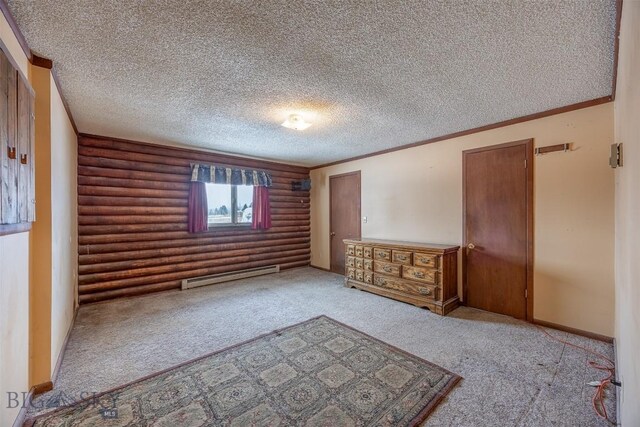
<box><xmin>77</xmin><ymin>135</ymin><xmax>310</xmax><ymax>303</ymax></box>
<box><xmin>0</xmin><ymin>45</ymin><xmax>34</xmax><ymax>230</ymax></box>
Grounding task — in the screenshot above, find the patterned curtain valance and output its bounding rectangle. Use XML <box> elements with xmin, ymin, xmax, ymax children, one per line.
<box><xmin>190</xmin><ymin>164</ymin><xmax>273</xmax><ymax>187</ymax></box>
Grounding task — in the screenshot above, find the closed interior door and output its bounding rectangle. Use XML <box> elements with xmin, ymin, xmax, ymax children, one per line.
<box><xmin>330</xmin><ymin>171</ymin><xmax>361</xmax><ymax>274</ymax></box>
<box><xmin>463</xmin><ymin>139</ymin><xmax>533</xmax><ymax>320</ymax></box>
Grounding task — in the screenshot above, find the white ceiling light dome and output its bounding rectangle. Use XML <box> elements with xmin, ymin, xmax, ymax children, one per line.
<box><xmin>281</xmin><ymin>114</ymin><xmax>312</xmax><ymax>131</ymax></box>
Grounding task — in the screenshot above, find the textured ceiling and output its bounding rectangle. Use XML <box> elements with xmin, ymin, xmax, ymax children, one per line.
<box><xmin>8</xmin><ymin>0</ymin><xmax>616</xmax><ymax>166</ymax></box>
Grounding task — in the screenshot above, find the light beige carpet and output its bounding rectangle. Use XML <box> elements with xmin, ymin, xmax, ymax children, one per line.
<box><xmin>26</xmin><ymin>316</ymin><xmax>460</xmax><ymax>426</ymax></box>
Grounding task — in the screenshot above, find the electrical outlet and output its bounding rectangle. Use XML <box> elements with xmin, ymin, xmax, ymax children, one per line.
<box><xmin>362</xmin><ymin>216</ymin><xmax>367</xmax><ymax>223</ymax></box>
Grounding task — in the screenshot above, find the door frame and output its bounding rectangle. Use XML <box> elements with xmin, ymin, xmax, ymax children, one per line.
<box><xmin>462</xmin><ymin>138</ymin><xmax>534</xmax><ymax>321</ymax></box>
<box><xmin>329</xmin><ymin>171</ymin><xmax>361</xmax><ymax>274</ymax></box>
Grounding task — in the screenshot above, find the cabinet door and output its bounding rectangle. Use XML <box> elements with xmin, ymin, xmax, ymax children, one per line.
<box><xmin>17</xmin><ymin>77</ymin><xmax>35</xmax><ymax>222</ymax></box>
<box><xmin>17</xmin><ymin>74</ymin><xmax>31</xmax><ymax>222</ymax></box>
<box><xmin>0</xmin><ymin>52</ymin><xmax>18</xmax><ymax>225</ymax></box>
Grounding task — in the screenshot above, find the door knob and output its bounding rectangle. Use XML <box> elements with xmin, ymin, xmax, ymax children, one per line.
<box><xmin>467</xmin><ymin>243</ymin><xmax>475</xmax><ymax>250</ymax></box>
<box><xmin>330</xmin><ymin>232</ymin><xmax>336</xmax><ymax>237</ymax></box>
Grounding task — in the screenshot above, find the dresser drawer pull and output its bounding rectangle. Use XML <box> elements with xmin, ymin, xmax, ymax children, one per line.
<box><xmin>376</xmin><ymin>251</ymin><xmax>386</xmax><ymax>257</ymax></box>
<box><xmin>383</xmin><ymin>266</ymin><xmax>394</xmax><ymax>273</ymax></box>
<box><xmin>418</xmin><ymin>287</ymin><xmax>432</xmax><ymax>295</ymax></box>
<box><xmin>413</xmin><ymin>271</ymin><xmax>425</xmax><ymax>278</ymax></box>
<box><xmin>396</xmin><ymin>254</ymin><xmax>408</xmax><ymax>261</ymax></box>
<box><xmin>419</xmin><ymin>257</ymin><xmax>430</xmax><ymax>263</ymax></box>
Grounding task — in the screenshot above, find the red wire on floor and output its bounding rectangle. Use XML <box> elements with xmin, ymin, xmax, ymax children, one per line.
<box><xmin>535</xmin><ymin>325</ymin><xmax>616</xmax><ymax>424</ymax></box>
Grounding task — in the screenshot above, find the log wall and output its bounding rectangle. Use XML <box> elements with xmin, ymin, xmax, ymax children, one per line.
<box><xmin>77</xmin><ymin>135</ymin><xmax>311</xmax><ymax>303</ymax></box>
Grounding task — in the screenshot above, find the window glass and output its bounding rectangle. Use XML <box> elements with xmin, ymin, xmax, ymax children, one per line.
<box><xmin>237</xmin><ymin>186</ymin><xmax>253</xmax><ymax>224</ymax></box>
<box><xmin>206</xmin><ymin>183</ymin><xmax>232</xmax><ymax>225</ymax></box>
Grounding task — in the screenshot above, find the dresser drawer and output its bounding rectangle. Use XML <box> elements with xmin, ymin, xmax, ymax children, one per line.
<box><xmin>346</xmin><ymin>245</ymin><xmax>355</xmax><ymax>256</ymax></box>
<box><xmin>355</xmin><ymin>245</ymin><xmax>364</xmax><ymax>257</ymax></box>
<box><xmin>363</xmin><ymin>271</ymin><xmax>373</xmax><ymax>284</ymax></box>
<box><xmin>355</xmin><ymin>258</ymin><xmax>364</xmax><ymax>269</ymax></box>
<box><xmin>356</xmin><ymin>269</ymin><xmax>364</xmax><ymax>282</ymax></box>
<box><xmin>363</xmin><ymin>259</ymin><xmax>373</xmax><ymax>271</ymax></box>
<box><xmin>392</xmin><ymin>250</ymin><xmax>412</xmax><ymax>265</ymax></box>
<box><xmin>402</xmin><ymin>265</ymin><xmax>437</xmax><ymax>284</ymax></box>
<box><xmin>374</xmin><ymin>261</ymin><xmax>400</xmax><ymax>277</ymax></box>
<box><xmin>373</xmin><ymin>275</ymin><xmax>437</xmax><ymax>300</ymax></box>
<box><xmin>373</xmin><ymin>248</ymin><xmax>392</xmax><ymax>262</ymax></box>
<box><xmin>346</xmin><ymin>256</ymin><xmax>356</xmax><ymax>268</ymax></box>
<box><xmin>363</xmin><ymin>247</ymin><xmax>373</xmax><ymax>259</ymax></box>
<box><xmin>414</xmin><ymin>252</ymin><xmax>438</xmax><ymax>268</ymax></box>
<box><xmin>347</xmin><ymin>268</ymin><xmax>356</xmax><ymax>279</ymax></box>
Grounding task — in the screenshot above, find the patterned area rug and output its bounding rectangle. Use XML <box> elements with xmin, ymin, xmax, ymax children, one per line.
<box><xmin>26</xmin><ymin>316</ymin><xmax>460</xmax><ymax>426</ymax></box>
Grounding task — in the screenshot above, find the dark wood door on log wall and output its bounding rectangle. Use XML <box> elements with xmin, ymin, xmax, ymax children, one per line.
<box><xmin>463</xmin><ymin>139</ymin><xmax>533</xmax><ymax>320</ymax></box>
<box><xmin>77</xmin><ymin>135</ymin><xmax>310</xmax><ymax>303</ymax></box>
<box><xmin>330</xmin><ymin>171</ymin><xmax>361</xmax><ymax>274</ymax></box>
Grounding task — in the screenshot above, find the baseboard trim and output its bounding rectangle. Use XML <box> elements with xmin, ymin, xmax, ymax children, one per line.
<box><xmin>50</xmin><ymin>307</ymin><xmax>79</xmax><ymax>387</ymax></box>
<box><xmin>12</xmin><ymin>387</ymin><xmax>34</xmax><ymax>427</ymax></box>
<box><xmin>310</xmin><ymin>264</ymin><xmax>332</xmax><ymax>273</ymax></box>
<box><xmin>31</xmin><ymin>381</ymin><xmax>53</xmax><ymax>396</ymax></box>
<box><xmin>533</xmin><ymin>318</ymin><xmax>613</xmax><ymax>343</ymax></box>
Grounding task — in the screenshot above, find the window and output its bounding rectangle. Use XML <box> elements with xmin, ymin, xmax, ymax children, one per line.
<box><xmin>206</xmin><ymin>183</ymin><xmax>253</xmax><ymax>227</ymax></box>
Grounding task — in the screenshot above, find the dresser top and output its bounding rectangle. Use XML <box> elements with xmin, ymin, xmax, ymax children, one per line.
<box><xmin>343</xmin><ymin>238</ymin><xmax>459</xmax><ymax>253</ymax></box>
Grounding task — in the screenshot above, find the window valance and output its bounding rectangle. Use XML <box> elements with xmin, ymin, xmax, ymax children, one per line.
<box><xmin>190</xmin><ymin>164</ymin><xmax>273</xmax><ymax>187</ymax></box>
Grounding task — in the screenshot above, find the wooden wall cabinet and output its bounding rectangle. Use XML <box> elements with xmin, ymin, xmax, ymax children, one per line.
<box><xmin>344</xmin><ymin>238</ymin><xmax>460</xmax><ymax>315</ymax></box>
<box><xmin>0</xmin><ymin>48</ymin><xmax>35</xmax><ymax>227</ymax></box>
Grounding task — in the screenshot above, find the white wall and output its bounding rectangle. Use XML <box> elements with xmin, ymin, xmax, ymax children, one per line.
<box><xmin>614</xmin><ymin>1</ymin><xmax>640</xmax><ymax>425</ymax></box>
<box><xmin>49</xmin><ymin>75</ymin><xmax>77</xmax><ymax>374</ymax></box>
<box><xmin>311</xmin><ymin>103</ymin><xmax>615</xmax><ymax>337</ymax></box>
<box><xmin>0</xmin><ymin>233</ymin><xmax>30</xmax><ymax>427</ymax></box>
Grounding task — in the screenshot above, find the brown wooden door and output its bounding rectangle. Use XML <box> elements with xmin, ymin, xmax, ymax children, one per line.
<box><xmin>330</xmin><ymin>171</ymin><xmax>361</xmax><ymax>274</ymax></box>
<box><xmin>463</xmin><ymin>139</ymin><xmax>533</xmax><ymax>320</ymax></box>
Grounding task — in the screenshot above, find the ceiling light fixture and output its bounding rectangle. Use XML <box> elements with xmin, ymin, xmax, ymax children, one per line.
<box><xmin>281</xmin><ymin>114</ymin><xmax>312</xmax><ymax>131</ymax></box>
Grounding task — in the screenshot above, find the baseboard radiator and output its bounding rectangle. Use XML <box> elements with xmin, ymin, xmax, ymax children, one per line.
<box><xmin>181</xmin><ymin>265</ymin><xmax>280</xmax><ymax>290</ymax></box>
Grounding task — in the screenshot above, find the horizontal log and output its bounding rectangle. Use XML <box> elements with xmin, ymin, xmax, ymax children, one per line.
<box><xmin>79</xmin><ymin>155</ymin><xmax>189</xmax><ymax>175</ymax></box>
<box><xmin>79</xmin><ymin>243</ymin><xmax>310</xmax><ymax>274</ymax></box>
<box><xmin>78</xmin><ymin>253</ymin><xmax>311</xmax><ymax>292</ymax></box>
<box><xmin>78</xmin><ymin>215</ymin><xmax>187</xmax><ymax>225</ymax></box>
<box><xmin>79</xmin><ymin>223</ymin><xmax>188</xmax><ymax>235</ymax></box>
<box><xmin>269</xmin><ymin>220</ymin><xmax>310</xmax><ymax>227</ymax></box>
<box><xmin>271</xmin><ymin>214</ymin><xmax>310</xmax><ymax>221</ymax></box>
<box><xmin>279</xmin><ymin>260</ymin><xmax>311</xmax><ymax>270</ymax></box>
<box><xmin>79</xmin><ymin>236</ymin><xmax>310</xmax><ymax>264</ymax></box>
<box><xmin>79</xmin><ymin>248</ymin><xmax>311</xmax><ymax>285</ymax></box>
<box><xmin>270</xmin><ymin>194</ymin><xmax>309</xmax><ymax>201</ymax></box>
<box><xmin>80</xmin><ymin>136</ymin><xmax>310</xmax><ymax>175</ymax></box>
<box><xmin>78</xmin><ymin>206</ymin><xmax>188</xmax><ymax>216</ymax></box>
<box><xmin>269</xmin><ymin>202</ymin><xmax>310</xmax><ymax>209</ymax></box>
<box><xmin>269</xmin><ymin>189</ymin><xmax>309</xmax><ymax>198</ymax></box>
<box><xmin>78</xmin><ymin>261</ymin><xmax>311</xmax><ymax>304</ymax></box>
<box><xmin>78</xmin><ymin>164</ymin><xmax>300</xmax><ymax>187</ymax></box>
<box><xmin>78</xmin><ymin>165</ymin><xmax>187</xmax><ymax>183</ymax></box>
<box><xmin>278</xmin><ymin>258</ymin><xmax>310</xmax><ymax>271</ymax></box>
<box><xmin>78</xmin><ymin>227</ymin><xmax>310</xmax><ymax>245</ymax></box>
<box><xmin>79</xmin><ymin>175</ymin><xmax>190</xmax><ymax>191</ymax></box>
<box><xmin>78</xmin><ymin>196</ymin><xmax>189</xmax><ymax>207</ymax></box>
<box><xmin>78</xmin><ymin>185</ymin><xmax>187</xmax><ymax>199</ymax></box>
<box><xmin>78</xmin><ymin>145</ymin><xmax>309</xmax><ymax>179</ymax></box>
<box><xmin>270</xmin><ymin>208</ymin><xmax>309</xmax><ymax>215</ymax></box>
<box><xmin>79</xmin><ymin>281</ymin><xmax>182</xmax><ymax>304</ymax></box>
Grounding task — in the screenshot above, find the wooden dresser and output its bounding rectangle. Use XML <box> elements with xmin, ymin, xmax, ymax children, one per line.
<box><xmin>343</xmin><ymin>239</ymin><xmax>460</xmax><ymax>315</ymax></box>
